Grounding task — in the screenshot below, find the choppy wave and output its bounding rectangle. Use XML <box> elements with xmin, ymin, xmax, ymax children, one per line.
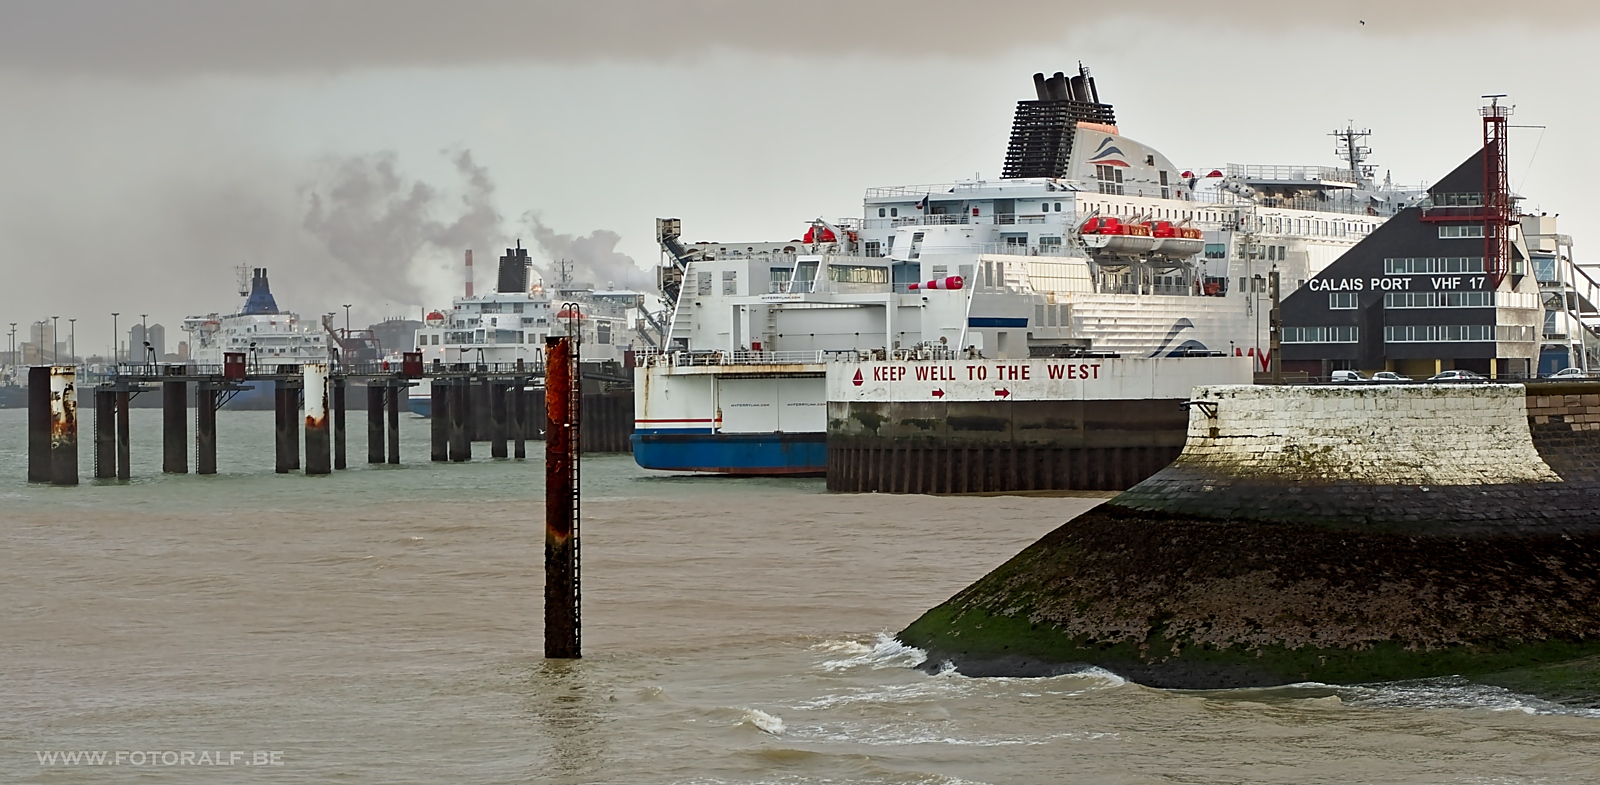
<box><xmin>1338</xmin><ymin>677</ymin><xmax>1600</xmax><ymax>718</ymax></box>
<box><xmin>814</xmin><ymin>633</ymin><xmax>928</xmax><ymax>672</ymax></box>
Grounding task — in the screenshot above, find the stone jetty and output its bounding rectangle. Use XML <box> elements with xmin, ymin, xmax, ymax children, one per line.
<box><xmin>900</xmin><ymin>384</ymin><xmax>1600</xmax><ymax>692</ymax></box>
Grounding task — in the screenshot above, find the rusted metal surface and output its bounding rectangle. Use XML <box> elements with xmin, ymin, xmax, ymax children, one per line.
<box><xmin>49</xmin><ymin>366</ymin><xmax>78</xmax><ymax>485</ymax></box>
<box><xmin>304</xmin><ymin>364</ymin><xmax>331</xmax><ymax>475</ymax></box>
<box><xmin>544</xmin><ymin>334</ymin><xmax>581</xmax><ymax>659</ymax></box>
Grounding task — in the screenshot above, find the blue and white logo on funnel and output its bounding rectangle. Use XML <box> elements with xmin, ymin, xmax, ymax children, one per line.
<box><xmin>1147</xmin><ymin>318</ymin><xmax>1207</xmax><ymax>357</ymax></box>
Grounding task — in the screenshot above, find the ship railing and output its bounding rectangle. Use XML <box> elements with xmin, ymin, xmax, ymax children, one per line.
<box><xmin>1227</xmin><ymin>164</ymin><xmax>1358</xmax><ymax>184</ymax></box>
<box><xmin>864</xmin><ymin>183</ymin><xmax>964</xmax><ymax>199</ymax></box>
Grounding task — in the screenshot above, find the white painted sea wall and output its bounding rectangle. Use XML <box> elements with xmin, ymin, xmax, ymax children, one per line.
<box><xmin>1177</xmin><ymin>384</ymin><xmax>1560</xmax><ymax>486</ymax></box>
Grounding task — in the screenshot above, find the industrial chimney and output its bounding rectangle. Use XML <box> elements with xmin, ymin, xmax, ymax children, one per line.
<box><xmin>498</xmin><ymin>241</ymin><xmax>531</xmax><ymax>294</ymax></box>
<box><xmin>465</xmin><ymin>250</ymin><xmax>474</xmax><ymax>298</ymax></box>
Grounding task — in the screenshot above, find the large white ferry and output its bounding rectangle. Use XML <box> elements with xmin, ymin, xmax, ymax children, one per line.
<box><xmin>181</xmin><ymin>267</ymin><xmax>329</xmax><ymax>408</ymax></box>
<box><xmin>633</xmin><ymin>66</ymin><xmax>1424</xmax><ymax>474</ymax></box>
<box><xmin>407</xmin><ymin>245</ymin><xmax>652</xmax><ymax>416</ymax></box>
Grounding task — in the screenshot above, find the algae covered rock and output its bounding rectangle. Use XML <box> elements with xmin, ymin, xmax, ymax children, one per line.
<box><xmin>898</xmin><ymin>384</ymin><xmax>1600</xmax><ymax>691</ymax></box>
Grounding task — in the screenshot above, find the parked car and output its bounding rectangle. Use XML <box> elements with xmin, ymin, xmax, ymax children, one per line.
<box><xmin>1370</xmin><ymin>371</ymin><xmax>1411</xmax><ymax>383</ymax></box>
<box><xmin>1427</xmin><ymin>369</ymin><xmax>1488</xmax><ymax>382</ymax></box>
<box><xmin>1330</xmin><ymin>370</ymin><xmax>1371</xmax><ymax>383</ymax></box>
<box><xmin>1546</xmin><ymin>367</ymin><xmax>1592</xmax><ymax>379</ymax></box>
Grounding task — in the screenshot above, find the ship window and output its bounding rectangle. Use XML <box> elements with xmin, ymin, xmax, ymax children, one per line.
<box><xmin>827</xmin><ymin>265</ymin><xmax>888</xmax><ymax>284</ymax></box>
<box><xmin>1054</xmin><ymin>202</ymin><xmax>1061</xmax><ymax>211</ymax></box>
<box><xmin>909</xmin><ymin>232</ymin><xmax>925</xmax><ymax>260</ymax></box>
<box><xmin>864</xmin><ymin>241</ymin><xmax>881</xmax><ymax>257</ymax></box>
<box><xmin>878</xmin><ymin>208</ymin><xmax>886</xmax><ymax>217</ymax></box>
<box><xmin>890</xmin><ymin>207</ymin><xmax>899</xmax><ymax>217</ymax></box>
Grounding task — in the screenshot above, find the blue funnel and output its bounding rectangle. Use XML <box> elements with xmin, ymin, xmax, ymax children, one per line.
<box><xmin>242</xmin><ymin>268</ymin><xmax>280</xmax><ymax>315</ymax></box>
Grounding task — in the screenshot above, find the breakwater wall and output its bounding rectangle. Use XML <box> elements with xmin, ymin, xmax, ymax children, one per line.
<box><xmin>826</xmin><ymin>356</ymin><xmax>1251</xmax><ymax>493</ymax></box>
<box><xmin>899</xmin><ymin>383</ymin><xmax>1600</xmax><ymax>690</ymax></box>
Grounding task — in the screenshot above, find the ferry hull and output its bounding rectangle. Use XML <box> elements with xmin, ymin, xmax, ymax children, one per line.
<box><xmin>631</xmin><ymin>431</ymin><xmax>827</xmax><ymax>475</ymax></box>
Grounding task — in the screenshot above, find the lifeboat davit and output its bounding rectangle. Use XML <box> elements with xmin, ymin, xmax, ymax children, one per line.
<box><xmin>1080</xmin><ymin>216</ymin><xmax>1156</xmax><ymax>255</ymax></box>
<box><xmin>1148</xmin><ymin>221</ymin><xmax>1206</xmax><ymax>257</ymax></box>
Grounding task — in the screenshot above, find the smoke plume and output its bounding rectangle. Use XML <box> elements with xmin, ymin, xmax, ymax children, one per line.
<box><xmin>301</xmin><ymin>150</ymin><xmax>509</xmax><ymax>306</ymax></box>
<box><xmin>523</xmin><ymin>216</ymin><xmax>650</xmax><ymax>291</ymax></box>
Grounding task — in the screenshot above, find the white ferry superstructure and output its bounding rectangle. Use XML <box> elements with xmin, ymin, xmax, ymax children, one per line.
<box><xmin>633</xmin><ymin>67</ymin><xmax>1425</xmax><ymax>474</ymax></box>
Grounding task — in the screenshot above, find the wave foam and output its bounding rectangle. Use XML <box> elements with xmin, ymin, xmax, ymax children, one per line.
<box><xmin>816</xmin><ymin>633</ymin><xmax>928</xmax><ymax>672</ymax></box>
<box><xmin>739</xmin><ymin>708</ymin><xmax>786</xmax><ymax>736</ymax></box>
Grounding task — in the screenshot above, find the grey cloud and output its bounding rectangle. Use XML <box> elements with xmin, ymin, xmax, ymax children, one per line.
<box><xmin>4</xmin><ymin>1</ymin><xmax>1593</xmax><ymax>76</ymax></box>
<box><xmin>522</xmin><ymin>216</ymin><xmax>649</xmax><ymax>291</ymax></box>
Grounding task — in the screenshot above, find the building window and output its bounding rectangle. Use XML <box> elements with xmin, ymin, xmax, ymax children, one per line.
<box><xmin>1205</xmin><ymin>243</ymin><xmax>1227</xmax><ymax>260</ymax></box>
<box><xmin>1439</xmin><ymin>225</ymin><xmax>1486</xmax><ymax>239</ymax></box>
<box><xmin>1383</xmin><ymin>324</ymin><xmax>1495</xmax><ymax>342</ymax></box>
<box><xmin>1383</xmin><ymin>257</ymin><xmax>1486</xmax><ymax>275</ymax></box>
<box><xmin>1384</xmin><ymin>291</ymin><xmax>1495</xmax><ymax>308</ymax></box>
<box><xmin>1533</xmin><ymin>255</ymin><xmax>1558</xmax><ymax>282</ymax></box>
<box><xmin>1329</xmin><ymin>292</ymin><xmax>1358</xmax><ymax>309</ymax></box>
<box><xmin>1283</xmin><ymin>326</ymin><xmax>1359</xmax><ymax>343</ymax></box>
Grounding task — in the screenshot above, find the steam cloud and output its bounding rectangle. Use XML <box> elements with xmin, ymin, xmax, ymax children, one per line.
<box><xmin>523</xmin><ymin>217</ymin><xmax>650</xmax><ymax>291</ymax></box>
<box><xmin>301</xmin><ymin>149</ymin><xmax>647</xmax><ymax>303</ymax></box>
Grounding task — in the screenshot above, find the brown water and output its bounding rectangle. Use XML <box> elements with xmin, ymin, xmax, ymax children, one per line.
<box><xmin>2</xmin><ymin>408</ymin><xmax>1598</xmax><ymax>784</ymax></box>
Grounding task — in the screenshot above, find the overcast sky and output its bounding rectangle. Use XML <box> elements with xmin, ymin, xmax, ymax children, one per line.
<box><xmin>3</xmin><ymin>1</ymin><xmax>1598</xmax><ymax>357</ymax></box>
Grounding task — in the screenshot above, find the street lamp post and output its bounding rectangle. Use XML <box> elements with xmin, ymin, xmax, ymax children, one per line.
<box><xmin>32</xmin><ymin>320</ymin><xmax>45</xmax><ymax>365</ymax></box>
<box><xmin>51</xmin><ymin>316</ymin><xmax>59</xmax><ymax>364</ymax></box>
<box><xmin>68</xmin><ymin>318</ymin><xmax>76</xmax><ymax>365</ymax></box>
<box><xmin>7</xmin><ymin>323</ymin><xmax>15</xmax><ymax>367</ymax></box>
<box><xmin>111</xmin><ymin>313</ymin><xmax>119</xmax><ymax>364</ymax></box>
<box><xmin>343</xmin><ymin>304</ymin><xmax>352</xmax><ymax>334</ymax></box>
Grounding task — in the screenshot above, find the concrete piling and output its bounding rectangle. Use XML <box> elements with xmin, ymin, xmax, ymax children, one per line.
<box><xmin>94</xmin><ymin>388</ymin><xmax>116</xmax><ymax>479</ymax></box>
<box><xmin>49</xmin><ymin>366</ymin><xmax>78</xmax><ymax>486</ymax></box>
<box><xmin>162</xmin><ymin>377</ymin><xmax>187</xmax><ymax>474</ymax></box>
<box><xmin>196</xmin><ymin>381</ymin><xmax>218</xmax><ymax>475</ymax></box>
<box><xmin>490</xmin><ymin>381</ymin><xmax>508</xmax><ymax>459</ymax></box>
<box><xmin>367</xmin><ymin>384</ymin><xmax>385</xmax><ymax>464</ymax></box>
<box><xmin>274</xmin><ymin>381</ymin><xmax>295</xmax><ymax>474</ymax></box>
<box><xmin>430</xmin><ymin>381</ymin><xmax>449</xmax><ymax>462</ymax></box>
<box><xmin>512</xmin><ymin>383</ymin><xmax>527</xmax><ymax>460</ymax></box>
<box><xmin>386</xmin><ymin>384</ymin><xmax>400</xmax><ymax>465</ymax></box>
<box><xmin>333</xmin><ymin>379</ymin><xmax>347</xmax><ymax>470</ymax></box>
<box><xmin>449</xmin><ymin>379</ymin><xmax>471</xmax><ymax>462</ymax></box>
<box><xmin>304</xmin><ymin>364</ymin><xmax>331</xmax><ymax>475</ymax></box>
<box><xmin>115</xmin><ymin>391</ymin><xmax>130</xmax><ymax>480</ymax></box>
<box><xmin>544</xmin><ymin>336</ymin><xmax>581</xmax><ymax>659</ymax></box>
<box><xmin>28</xmin><ymin>366</ymin><xmax>50</xmax><ymax>483</ymax></box>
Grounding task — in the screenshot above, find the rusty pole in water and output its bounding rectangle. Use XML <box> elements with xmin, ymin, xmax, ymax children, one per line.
<box><xmin>304</xmin><ymin>363</ymin><xmax>331</xmax><ymax>475</ymax></box>
<box><xmin>544</xmin><ymin>333</ymin><xmax>581</xmax><ymax>659</ymax></box>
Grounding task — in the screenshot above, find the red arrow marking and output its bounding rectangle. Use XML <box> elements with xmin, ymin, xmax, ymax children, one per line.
<box><xmin>995</xmin><ymin>388</ymin><xmax>1011</xmax><ymax>398</ymax></box>
<box><xmin>931</xmin><ymin>389</ymin><xmax>945</xmax><ymax>398</ymax></box>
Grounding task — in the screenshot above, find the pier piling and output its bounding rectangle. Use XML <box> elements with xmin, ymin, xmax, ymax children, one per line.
<box><xmin>449</xmin><ymin>379</ymin><xmax>471</xmax><ymax>462</ymax></box>
<box><xmin>490</xmin><ymin>381</ymin><xmax>508</xmax><ymax>459</ymax></box>
<box><xmin>367</xmin><ymin>384</ymin><xmax>385</xmax><ymax>464</ymax></box>
<box><xmin>430</xmin><ymin>381</ymin><xmax>449</xmax><ymax>462</ymax></box>
<box><xmin>304</xmin><ymin>364</ymin><xmax>331</xmax><ymax>475</ymax></box>
<box><xmin>162</xmin><ymin>376</ymin><xmax>187</xmax><ymax>474</ymax></box>
<box><xmin>49</xmin><ymin>366</ymin><xmax>78</xmax><ymax>486</ymax></box>
<box><xmin>28</xmin><ymin>366</ymin><xmax>50</xmax><ymax>483</ymax></box>
<box><xmin>333</xmin><ymin>379</ymin><xmax>347</xmax><ymax>470</ymax></box>
<box><xmin>93</xmin><ymin>388</ymin><xmax>115</xmax><ymax>479</ymax></box>
<box><xmin>274</xmin><ymin>381</ymin><xmax>294</xmax><ymax>474</ymax></box>
<box><xmin>115</xmin><ymin>391</ymin><xmax>130</xmax><ymax>480</ymax></box>
<box><xmin>386</xmin><ymin>384</ymin><xmax>400</xmax><ymax>465</ymax></box>
<box><xmin>196</xmin><ymin>381</ymin><xmax>218</xmax><ymax>475</ymax></box>
<box><xmin>544</xmin><ymin>335</ymin><xmax>581</xmax><ymax>659</ymax></box>
<box><xmin>512</xmin><ymin>383</ymin><xmax>527</xmax><ymax>459</ymax></box>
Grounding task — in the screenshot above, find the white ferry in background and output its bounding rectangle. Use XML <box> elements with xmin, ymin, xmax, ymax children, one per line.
<box><xmin>634</xmin><ymin>65</ymin><xmax>1424</xmax><ymax>475</ymax></box>
<box><xmin>181</xmin><ymin>267</ymin><xmax>329</xmax><ymax>409</ymax></box>
<box><xmin>406</xmin><ymin>245</ymin><xmax>655</xmax><ymax>416</ymax></box>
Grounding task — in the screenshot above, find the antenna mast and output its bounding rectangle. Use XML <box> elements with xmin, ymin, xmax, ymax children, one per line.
<box><xmin>1331</xmin><ymin>123</ymin><xmax>1374</xmax><ymax>183</ymax></box>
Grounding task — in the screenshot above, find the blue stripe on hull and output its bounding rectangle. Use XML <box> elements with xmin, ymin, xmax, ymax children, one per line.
<box><xmin>408</xmin><ymin>398</ymin><xmax>431</xmax><ymax>418</ymax></box>
<box><xmin>632</xmin><ymin>432</ymin><xmax>827</xmax><ymax>475</ymax></box>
